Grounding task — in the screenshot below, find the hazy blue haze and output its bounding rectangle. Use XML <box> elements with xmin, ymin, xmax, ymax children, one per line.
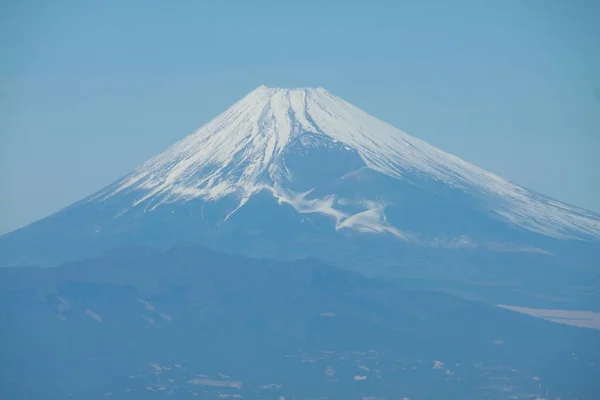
<box><xmin>1</xmin><ymin>0</ymin><xmax>599</xmax><ymax>234</ymax></box>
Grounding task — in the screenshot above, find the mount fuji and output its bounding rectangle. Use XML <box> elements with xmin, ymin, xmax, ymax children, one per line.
<box><xmin>1</xmin><ymin>86</ymin><xmax>599</xmax><ymax>303</ymax></box>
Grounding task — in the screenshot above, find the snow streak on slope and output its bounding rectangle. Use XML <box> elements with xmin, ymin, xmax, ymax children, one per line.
<box><xmin>98</xmin><ymin>86</ymin><xmax>600</xmax><ymax>241</ymax></box>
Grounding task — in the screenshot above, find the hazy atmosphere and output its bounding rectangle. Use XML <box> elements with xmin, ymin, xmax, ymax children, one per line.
<box><xmin>2</xmin><ymin>2</ymin><xmax>600</xmax><ymax>399</ymax></box>
<box><xmin>1</xmin><ymin>0</ymin><xmax>599</xmax><ymax>234</ymax></box>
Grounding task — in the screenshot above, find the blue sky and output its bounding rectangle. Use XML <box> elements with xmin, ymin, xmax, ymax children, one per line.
<box><xmin>1</xmin><ymin>0</ymin><xmax>599</xmax><ymax>234</ymax></box>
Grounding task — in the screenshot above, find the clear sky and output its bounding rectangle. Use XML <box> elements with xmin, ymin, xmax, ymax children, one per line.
<box><xmin>1</xmin><ymin>0</ymin><xmax>599</xmax><ymax>234</ymax></box>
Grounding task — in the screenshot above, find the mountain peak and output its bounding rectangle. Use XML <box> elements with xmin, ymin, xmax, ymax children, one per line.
<box><xmin>89</xmin><ymin>87</ymin><xmax>600</xmax><ymax>241</ymax></box>
<box><xmin>102</xmin><ymin>85</ymin><xmax>355</xmax><ymax>204</ymax></box>
<box><xmin>252</xmin><ymin>84</ymin><xmax>327</xmax><ymax>93</ymax></box>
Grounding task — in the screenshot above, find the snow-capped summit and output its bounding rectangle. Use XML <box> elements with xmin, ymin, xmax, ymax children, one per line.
<box><xmin>1</xmin><ymin>85</ymin><xmax>599</xmax><ymax>268</ymax></box>
<box><xmin>95</xmin><ymin>85</ymin><xmax>600</xmax><ymax>241</ymax></box>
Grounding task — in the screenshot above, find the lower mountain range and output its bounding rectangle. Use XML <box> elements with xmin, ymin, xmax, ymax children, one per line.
<box><xmin>2</xmin><ymin>244</ymin><xmax>599</xmax><ymax>399</ymax></box>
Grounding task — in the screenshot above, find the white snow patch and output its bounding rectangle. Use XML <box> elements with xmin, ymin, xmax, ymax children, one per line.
<box><xmin>57</xmin><ymin>296</ymin><xmax>71</xmax><ymax>312</ymax></box>
<box><xmin>85</xmin><ymin>308</ymin><xmax>103</xmax><ymax>322</ymax></box>
<box><xmin>336</xmin><ymin>200</ymin><xmax>407</xmax><ymax>238</ymax></box>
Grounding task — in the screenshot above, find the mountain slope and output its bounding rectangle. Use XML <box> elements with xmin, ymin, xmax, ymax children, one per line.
<box><xmin>0</xmin><ymin>86</ymin><xmax>598</xmax><ymax>294</ymax></box>
<box><xmin>2</xmin><ymin>245</ymin><xmax>599</xmax><ymax>399</ymax></box>
<box><xmin>92</xmin><ymin>85</ymin><xmax>599</xmax><ymax>240</ymax></box>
